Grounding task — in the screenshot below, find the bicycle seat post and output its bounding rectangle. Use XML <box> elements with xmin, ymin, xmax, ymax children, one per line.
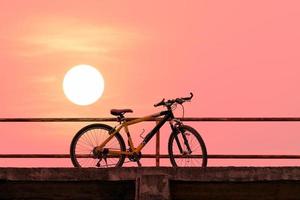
<box><xmin>117</xmin><ymin>114</ymin><xmax>125</xmax><ymax>124</ymax></box>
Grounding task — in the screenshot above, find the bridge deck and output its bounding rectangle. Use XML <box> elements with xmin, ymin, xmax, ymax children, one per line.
<box><xmin>1</xmin><ymin>167</ymin><xmax>300</xmax><ymax>200</ymax></box>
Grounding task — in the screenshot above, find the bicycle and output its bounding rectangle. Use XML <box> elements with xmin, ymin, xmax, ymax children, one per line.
<box><xmin>70</xmin><ymin>93</ymin><xmax>207</xmax><ymax>168</ymax></box>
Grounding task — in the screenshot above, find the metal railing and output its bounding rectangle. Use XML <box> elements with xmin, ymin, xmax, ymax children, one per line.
<box><xmin>1</xmin><ymin>117</ymin><xmax>300</xmax><ymax>167</ymax></box>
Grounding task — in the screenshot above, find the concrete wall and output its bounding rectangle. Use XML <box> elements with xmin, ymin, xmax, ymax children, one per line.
<box><xmin>171</xmin><ymin>181</ymin><xmax>300</xmax><ymax>200</ymax></box>
<box><xmin>1</xmin><ymin>167</ymin><xmax>300</xmax><ymax>200</ymax></box>
<box><xmin>0</xmin><ymin>181</ymin><xmax>135</xmax><ymax>200</ymax></box>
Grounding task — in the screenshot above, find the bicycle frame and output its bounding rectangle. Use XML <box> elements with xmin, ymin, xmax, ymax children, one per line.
<box><xmin>94</xmin><ymin>110</ymin><xmax>174</xmax><ymax>156</ymax></box>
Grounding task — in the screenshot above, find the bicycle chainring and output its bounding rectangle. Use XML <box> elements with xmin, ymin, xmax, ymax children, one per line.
<box><xmin>128</xmin><ymin>152</ymin><xmax>142</xmax><ymax>162</ymax></box>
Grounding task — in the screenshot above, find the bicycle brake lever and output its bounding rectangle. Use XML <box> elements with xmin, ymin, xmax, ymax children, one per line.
<box><xmin>154</xmin><ymin>98</ymin><xmax>165</xmax><ymax>107</ymax></box>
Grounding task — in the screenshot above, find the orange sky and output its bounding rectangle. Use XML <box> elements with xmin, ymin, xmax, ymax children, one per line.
<box><xmin>1</xmin><ymin>0</ymin><xmax>300</xmax><ymax>167</ymax></box>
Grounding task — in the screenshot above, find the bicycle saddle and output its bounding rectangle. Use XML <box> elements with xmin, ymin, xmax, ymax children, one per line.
<box><xmin>110</xmin><ymin>109</ymin><xmax>133</xmax><ymax>116</ymax></box>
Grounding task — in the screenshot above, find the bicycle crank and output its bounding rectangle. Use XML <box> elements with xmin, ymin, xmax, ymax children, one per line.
<box><xmin>128</xmin><ymin>152</ymin><xmax>142</xmax><ymax>162</ymax></box>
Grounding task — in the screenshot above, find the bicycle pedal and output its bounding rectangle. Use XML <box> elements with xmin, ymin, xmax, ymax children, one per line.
<box><xmin>137</xmin><ymin>160</ymin><xmax>142</xmax><ymax>167</ymax></box>
<box><xmin>96</xmin><ymin>160</ymin><xmax>101</xmax><ymax>167</ymax></box>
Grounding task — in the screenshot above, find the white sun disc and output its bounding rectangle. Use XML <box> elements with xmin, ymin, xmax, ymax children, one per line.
<box><xmin>63</xmin><ymin>64</ymin><xmax>105</xmax><ymax>106</ymax></box>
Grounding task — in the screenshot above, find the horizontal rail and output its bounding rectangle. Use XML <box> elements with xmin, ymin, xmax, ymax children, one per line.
<box><xmin>1</xmin><ymin>154</ymin><xmax>300</xmax><ymax>159</ymax></box>
<box><xmin>1</xmin><ymin>117</ymin><xmax>300</xmax><ymax>166</ymax></box>
<box><xmin>1</xmin><ymin>117</ymin><xmax>300</xmax><ymax>122</ymax></box>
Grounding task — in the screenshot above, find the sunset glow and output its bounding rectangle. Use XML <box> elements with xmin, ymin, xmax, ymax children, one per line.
<box><xmin>1</xmin><ymin>1</ymin><xmax>300</xmax><ymax>167</ymax></box>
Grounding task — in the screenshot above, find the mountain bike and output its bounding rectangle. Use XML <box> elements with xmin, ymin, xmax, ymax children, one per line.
<box><xmin>70</xmin><ymin>93</ymin><xmax>207</xmax><ymax>168</ymax></box>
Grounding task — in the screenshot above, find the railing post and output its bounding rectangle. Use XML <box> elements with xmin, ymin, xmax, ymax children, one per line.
<box><xmin>155</xmin><ymin>120</ymin><xmax>160</xmax><ymax>167</ymax></box>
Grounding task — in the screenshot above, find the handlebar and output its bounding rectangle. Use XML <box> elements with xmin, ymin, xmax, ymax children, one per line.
<box><xmin>154</xmin><ymin>92</ymin><xmax>194</xmax><ymax>107</ymax></box>
<box><xmin>153</xmin><ymin>98</ymin><xmax>165</xmax><ymax>107</ymax></box>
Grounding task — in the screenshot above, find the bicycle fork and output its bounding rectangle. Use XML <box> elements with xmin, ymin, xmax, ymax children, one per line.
<box><xmin>171</xmin><ymin>121</ymin><xmax>192</xmax><ymax>155</ymax></box>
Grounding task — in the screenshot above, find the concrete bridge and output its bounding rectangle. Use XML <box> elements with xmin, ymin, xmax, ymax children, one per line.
<box><xmin>1</xmin><ymin>167</ymin><xmax>300</xmax><ymax>200</ymax></box>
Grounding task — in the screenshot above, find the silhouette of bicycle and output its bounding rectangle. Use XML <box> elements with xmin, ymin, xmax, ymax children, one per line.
<box><xmin>70</xmin><ymin>93</ymin><xmax>207</xmax><ymax>168</ymax></box>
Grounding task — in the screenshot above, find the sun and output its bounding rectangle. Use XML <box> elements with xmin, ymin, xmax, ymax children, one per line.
<box><xmin>63</xmin><ymin>64</ymin><xmax>105</xmax><ymax>106</ymax></box>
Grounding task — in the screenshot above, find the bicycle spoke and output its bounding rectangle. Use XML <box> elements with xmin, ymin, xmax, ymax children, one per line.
<box><xmin>171</xmin><ymin>127</ymin><xmax>205</xmax><ymax>167</ymax></box>
<box><xmin>72</xmin><ymin>125</ymin><xmax>125</xmax><ymax>168</ymax></box>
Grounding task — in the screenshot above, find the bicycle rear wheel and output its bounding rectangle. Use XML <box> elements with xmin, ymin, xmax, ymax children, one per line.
<box><xmin>70</xmin><ymin>123</ymin><xmax>126</xmax><ymax>168</ymax></box>
<box><xmin>168</xmin><ymin>125</ymin><xmax>207</xmax><ymax>167</ymax></box>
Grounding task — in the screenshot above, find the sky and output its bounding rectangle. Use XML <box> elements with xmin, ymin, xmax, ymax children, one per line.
<box><xmin>1</xmin><ymin>0</ymin><xmax>300</xmax><ymax>167</ymax></box>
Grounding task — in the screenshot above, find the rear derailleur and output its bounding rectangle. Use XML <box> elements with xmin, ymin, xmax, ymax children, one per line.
<box><xmin>92</xmin><ymin>148</ymin><xmax>109</xmax><ymax>167</ymax></box>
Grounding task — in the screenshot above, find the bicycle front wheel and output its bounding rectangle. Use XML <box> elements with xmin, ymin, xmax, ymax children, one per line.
<box><xmin>168</xmin><ymin>125</ymin><xmax>207</xmax><ymax>167</ymax></box>
<box><xmin>70</xmin><ymin>123</ymin><xmax>126</xmax><ymax>168</ymax></box>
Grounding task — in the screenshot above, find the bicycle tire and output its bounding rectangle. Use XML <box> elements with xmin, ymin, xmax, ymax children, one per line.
<box><xmin>70</xmin><ymin>123</ymin><xmax>126</xmax><ymax>168</ymax></box>
<box><xmin>168</xmin><ymin>125</ymin><xmax>207</xmax><ymax>167</ymax></box>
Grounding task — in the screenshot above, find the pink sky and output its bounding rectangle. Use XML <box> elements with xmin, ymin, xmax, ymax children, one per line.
<box><xmin>1</xmin><ymin>0</ymin><xmax>300</xmax><ymax>167</ymax></box>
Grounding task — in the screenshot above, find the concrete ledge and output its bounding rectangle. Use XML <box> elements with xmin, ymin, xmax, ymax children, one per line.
<box><xmin>1</xmin><ymin>167</ymin><xmax>300</xmax><ymax>182</ymax></box>
<box><xmin>1</xmin><ymin>167</ymin><xmax>300</xmax><ymax>200</ymax></box>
